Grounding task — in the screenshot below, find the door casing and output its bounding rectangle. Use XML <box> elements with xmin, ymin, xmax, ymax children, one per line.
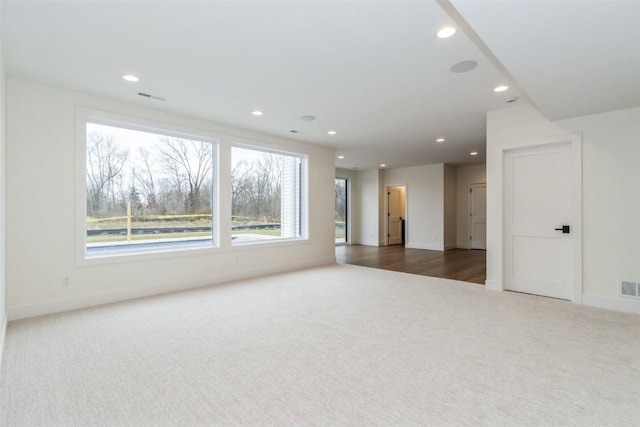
<box><xmin>499</xmin><ymin>134</ymin><xmax>582</xmax><ymax>303</ymax></box>
<box><xmin>469</xmin><ymin>183</ymin><xmax>487</xmax><ymax>250</ymax></box>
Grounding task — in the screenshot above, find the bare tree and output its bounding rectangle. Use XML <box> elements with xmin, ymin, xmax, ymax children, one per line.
<box><xmin>231</xmin><ymin>152</ymin><xmax>283</xmax><ymax>221</ymax></box>
<box><xmin>335</xmin><ymin>179</ymin><xmax>347</xmax><ymax>222</ymax></box>
<box><xmin>132</xmin><ymin>147</ymin><xmax>160</xmax><ymax>213</ymax></box>
<box><xmin>158</xmin><ymin>137</ymin><xmax>213</xmax><ymax>214</ymax></box>
<box><xmin>231</xmin><ymin>159</ymin><xmax>253</xmax><ymax>217</ymax></box>
<box><xmin>86</xmin><ymin>132</ymin><xmax>129</xmax><ymax>215</ymax></box>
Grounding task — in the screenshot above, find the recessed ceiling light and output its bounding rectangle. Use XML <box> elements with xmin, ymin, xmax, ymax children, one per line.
<box><xmin>380</xmin><ymin>163</ymin><xmax>386</xmax><ymax>168</ymax></box>
<box><xmin>450</xmin><ymin>60</ymin><xmax>478</xmax><ymax>73</ymax></box>
<box><xmin>338</xmin><ymin>155</ymin><xmax>345</xmax><ymax>159</ymax></box>
<box><xmin>328</xmin><ymin>130</ymin><xmax>337</xmax><ymax>135</ymax></box>
<box><xmin>300</xmin><ymin>115</ymin><xmax>316</xmax><ymax>121</ymax></box>
<box><xmin>436</xmin><ymin>138</ymin><xmax>445</xmax><ymax>143</ymax></box>
<box><xmin>252</xmin><ymin>110</ymin><xmax>263</xmax><ymax>116</ymax></box>
<box><xmin>470</xmin><ymin>151</ymin><xmax>478</xmax><ymax>156</ymax></box>
<box><xmin>494</xmin><ymin>85</ymin><xmax>509</xmax><ymax>93</ymax></box>
<box><xmin>437</xmin><ymin>27</ymin><xmax>456</xmax><ymax>39</ymax></box>
<box><xmin>122</xmin><ymin>74</ymin><xmax>139</xmax><ymax>82</ymax></box>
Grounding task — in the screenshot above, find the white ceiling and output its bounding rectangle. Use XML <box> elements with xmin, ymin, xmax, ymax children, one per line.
<box><xmin>3</xmin><ymin>1</ymin><xmax>639</xmax><ymax>170</ymax></box>
<box><xmin>450</xmin><ymin>0</ymin><xmax>640</xmax><ymax>121</ymax></box>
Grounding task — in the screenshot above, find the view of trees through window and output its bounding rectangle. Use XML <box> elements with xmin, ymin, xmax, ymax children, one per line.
<box><xmin>335</xmin><ymin>178</ymin><xmax>347</xmax><ymax>243</ymax></box>
<box><xmin>85</xmin><ymin>121</ymin><xmax>215</xmax><ymax>253</ymax></box>
<box><xmin>231</xmin><ymin>147</ymin><xmax>302</xmax><ymax>243</ymax></box>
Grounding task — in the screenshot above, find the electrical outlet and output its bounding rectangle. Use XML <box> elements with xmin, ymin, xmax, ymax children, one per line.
<box><xmin>62</xmin><ymin>276</ymin><xmax>71</xmax><ymax>287</ymax></box>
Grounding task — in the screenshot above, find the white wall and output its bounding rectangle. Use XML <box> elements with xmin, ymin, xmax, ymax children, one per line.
<box><xmin>335</xmin><ymin>168</ymin><xmax>359</xmax><ymax>244</ymax></box>
<box><xmin>6</xmin><ymin>78</ymin><xmax>337</xmax><ymax>320</ymax></box>
<box><xmin>456</xmin><ymin>164</ymin><xmax>486</xmax><ymax>248</ymax></box>
<box><xmin>0</xmin><ymin>0</ymin><xmax>7</xmax><ymax>366</ymax></box>
<box><xmin>355</xmin><ymin>169</ymin><xmax>382</xmax><ymax>246</ymax></box>
<box><xmin>385</xmin><ymin>164</ymin><xmax>444</xmax><ymax>250</ymax></box>
<box><xmin>443</xmin><ymin>164</ymin><xmax>457</xmax><ymax>250</ymax></box>
<box><xmin>487</xmin><ymin>103</ymin><xmax>640</xmax><ymax>314</ymax></box>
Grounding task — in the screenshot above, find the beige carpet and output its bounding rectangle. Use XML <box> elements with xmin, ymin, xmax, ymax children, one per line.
<box><xmin>1</xmin><ymin>264</ymin><xmax>639</xmax><ymax>426</ymax></box>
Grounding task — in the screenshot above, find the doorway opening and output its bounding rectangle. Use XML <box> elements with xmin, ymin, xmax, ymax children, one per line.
<box><xmin>335</xmin><ymin>178</ymin><xmax>348</xmax><ymax>245</ymax></box>
<box><xmin>469</xmin><ymin>183</ymin><xmax>486</xmax><ymax>250</ymax></box>
<box><xmin>387</xmin><ymin>186</ymin><xmax>406</xmax><ymax>246</ymax></box>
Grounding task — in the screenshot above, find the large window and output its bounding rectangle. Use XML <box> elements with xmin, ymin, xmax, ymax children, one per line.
<box><xmin>231</xmin><ymin>146</ymin><xmax>305</xmax><ymax>243</ymax></box>
<box><xmin>335</xmin><ymin>178</ymin><xmax>347</xmax><ymax>244</ymax></box>
<box><xmin>85</xmin><ymin>119</ymin><xmax>217</xmax><ymax>256</ymax></box>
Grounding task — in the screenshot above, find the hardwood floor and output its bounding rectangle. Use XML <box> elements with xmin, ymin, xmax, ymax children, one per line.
<box><xmin>336</xmin><ymin>245</ymin><xmax>486</xmax><ymax>285</ymax></box>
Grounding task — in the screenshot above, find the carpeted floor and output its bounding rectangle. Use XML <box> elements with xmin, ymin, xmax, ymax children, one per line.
<box><xmin>1</xmin><ymin>264</ymin><xmax>639</xmax><ymax>426</ymax></box>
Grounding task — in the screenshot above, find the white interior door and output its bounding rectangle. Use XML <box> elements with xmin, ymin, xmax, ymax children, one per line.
<box><xmin>387</xmin><ymin>187</ymin><xmax>403</xmax><ymax>245</ymax></box>
<box><xmin>504</xmin><ymin>142</ymin><xmax>578</xmax><ymax>300</ymax></box>
<box><xmin>470</xmin><ymin>183</ymin><xmax>486</xmax><ymax>250</ymax></box>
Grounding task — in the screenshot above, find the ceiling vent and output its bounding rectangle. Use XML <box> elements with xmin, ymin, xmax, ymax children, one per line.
<box><xmin>138</xmin><ymin>92</ymin><xmax>165</xmax><ymax>101</ymax></box>
<box><xmin>620</xmin><ymin>280</ymin><xmax>639</xmax><ymax>298</ymax></box>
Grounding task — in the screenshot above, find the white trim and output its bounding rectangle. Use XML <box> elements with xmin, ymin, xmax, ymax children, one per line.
<box><xmin>334</xmin><ymin>176</ymin><xmax>350</xmax><ymax>245</ymax></box>
<box><xmin>498</xmin><ymin>133</ymin><xmax>583</xmax><ymax>303</ymax></box>
<box><xmin>457</xmin><ymin>242</ymin><xmax>470</xmax><ymax>249</ymax></box>
<box><xmin>0</xmin><ymin>316</ymin><xmax>6</xmax><ymax>379</ymax></box>
<box><xmin>468</xmin><ymin>182</ymin><xmax>487</xmax><ymax>250</ymax></box>
<box><xmin>8</xmin><ymin>258</ymin><xmax>336</xmax><ymax>321</ymax></box>
<box><xmin>583</xmin><ymin>294</ymin><xmax>640</xmax><ymax>315</ymax></box>
<box><xmin>357</xmin><ymin>239</ymin><xmax>381</xmax><ymax>247</ymax></box>
<box><xmin>485</xmin><ymin>279</ymin><xmax>501</xmax><ymax>291</ymax></box>
<box><xmin>406</xmin><ymin>243</ymin><xmax>444</xmax><ymax>251</ymax></box>
<box><xmin>444</xmin><ymin>243</ymin><xmax>458</xmax><ymax>250</ymax></box>
<box><xmin>75</xmin><ymin>107</ymin><xmax>313</xmax><ymax>266</ymax></box>
<box><xmin>76</xmin><ymin>107</ymin><xmax>222</xmax><ymax>266</ymax></box>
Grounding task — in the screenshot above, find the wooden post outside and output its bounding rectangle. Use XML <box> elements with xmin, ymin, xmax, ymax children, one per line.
<box><xmin>127</xmin><ymin>201</ymin><xmax>132</xmax><ymax>243</ymax></box>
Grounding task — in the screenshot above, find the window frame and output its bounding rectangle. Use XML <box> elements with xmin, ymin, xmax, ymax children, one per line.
<box><xmin>230</xmin><ymin>142</ymin><xmax>309</xmax><ymax>246</ymax></box>
<box><xmin>334</xmin><ymin>177</ymin><xmax>349</xmax><ymax>246</ymax></box>
<box><xmin>76</xmin><ymin>108</ymin><xmax>220</xmax><ymax>265</ymax></box>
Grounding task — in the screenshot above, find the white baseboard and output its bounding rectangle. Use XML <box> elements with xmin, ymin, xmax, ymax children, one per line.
<box><xmin>444</xmin><ymin>243</ymin><xmax>457</xmax><ymax>251</ymax></box>
<box><xmin>0</xmin><ymin>315</ymin><xmax>7</xmax><ymax>379</ymax></box>
<box><xmin>457</xmin><ymin>242</ymin><xmax>470</xmax><ymax>249</ymax></box>
<box><xmin>406</xmin><ymin>243</ymin><xmax>444</xmax><ymax>251</ymax></box>
<box><xmin>357</xmin><ymin>239</ymin><xmax>380</xmax><ymax>247</ymax></box>
<box><xmin>582</xmin><ymin>294</ymin><xmax>640</xmax><ymax>315</ymax></box>
<box><xmin>485</xmin><ymin>279</ymin><xmax>502</xmax><ymax>291</ymax></box>
<box><xmin>8</xmin><ymin>257</ymin><xmax>336</xmax><ymax>321</ymax></box>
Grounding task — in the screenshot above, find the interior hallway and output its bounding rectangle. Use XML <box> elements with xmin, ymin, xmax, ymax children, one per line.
<box><xmin>336</xmin><ymin>245</ymin><xmax>486</xmax><ymax>285</ymax></box>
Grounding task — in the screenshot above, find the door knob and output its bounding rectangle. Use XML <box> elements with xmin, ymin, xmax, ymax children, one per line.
<box><xmin>554</xmin><ymin>225</ymin><xmax>570</xmax><ymax>234</ymax></box>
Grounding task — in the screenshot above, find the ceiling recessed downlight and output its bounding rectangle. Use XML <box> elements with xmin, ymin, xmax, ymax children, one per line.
<box><xmin>122</xmin><ymin>74</ymin><xmax>139</xmax><ymax>82</ymax></box>
<box><xmin>470</xmin><ymin>151</ymin><xmax>478</xmax><ymax>156</ymax></box>
<box><xmin>338</xmin><ymin>155</ymin><xmax>345</xmax><ymax>159</ymax></box>
<box><xmin>300</xmin><ymin>115</ymin><xmax>316</xmax><ymax>121</ymax></box>
<box><xmin>494</xmin><ymin>85</ymin><xmax>509</xmax><ymax>93</ymax></box>
<box><xmin>328</xmin><ymin>130</ymin><xmax>337</xmax><ymax>135</ymax></box>
<box><xmin>436</xmin><ymin>138</ymin><xmax>445</xmax><ymax>143</ymax></box>
<box><xmin>252</xmin><ymin>110</ymin><xmax>263</xmax><ymax>116</ymax></box>
<box><xmin>380</xmin><ymin>163</ymin><xmax>386</xmax><ymax>168</ymax></box>
<box><xmin>437</xmin><ymin>27</ymin><xmax>456</xmax><ymax>39</ymax></box>
<box><xmin>450</xmin><ymin>60</ymin><xmax>478</xmax><ymax>73</ymax></box>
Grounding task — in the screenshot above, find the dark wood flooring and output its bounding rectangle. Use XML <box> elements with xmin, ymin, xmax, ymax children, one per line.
<box><xmin>336</xmin><ymin>245</ymin><xmax>486</xmax><ymax>285</ymax></box>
